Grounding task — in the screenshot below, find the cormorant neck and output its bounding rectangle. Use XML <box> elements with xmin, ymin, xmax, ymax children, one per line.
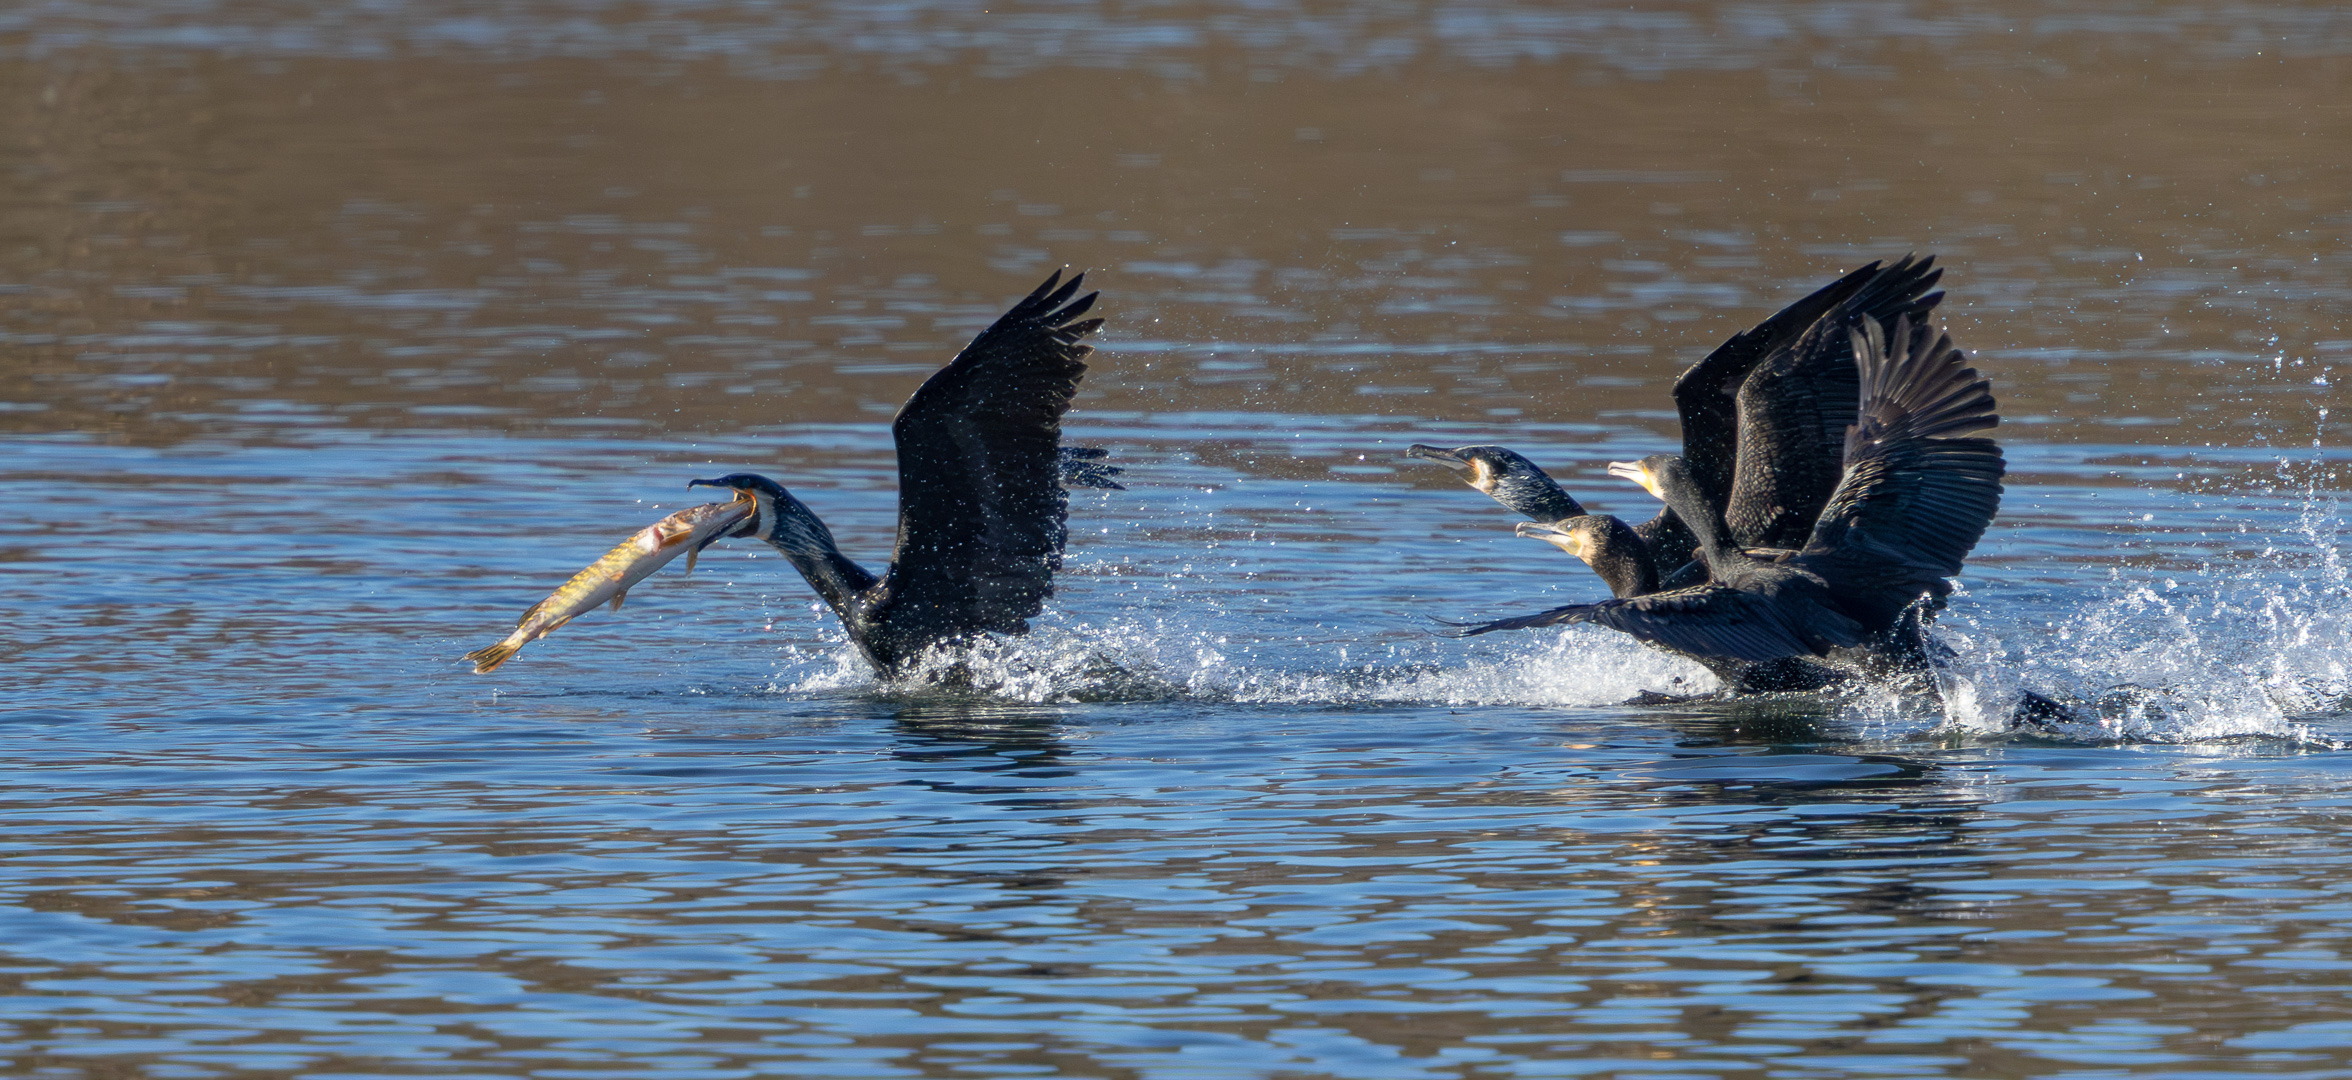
<box><xmin>765</xmin><ymin>499</ymin><xmax>879</xmax><ymax>620</ymax></box>
<box><xmin>1654</xmin><ymin>465</ymin><xmax>1735</xmax><ymax>572</ymax></box>
<box><xmin>1590</xmin><ymin>516</ymin><xmax>1660</xmax><ymax>598</ymax></box>
<box><xmin>1509</xmin><ymin>480</ymin><xmax>1585</xmax><ymax>525</ymax></box>
<box><xmin>1484</xmin><ymin>462</ymin><xmax>1584</xmax><ymax>522</ymax></box>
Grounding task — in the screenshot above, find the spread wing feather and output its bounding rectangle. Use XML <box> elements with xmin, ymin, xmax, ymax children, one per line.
<box><xmin>879</xmin><ymin>271</ymin><xmax>1101</xmax><ymax>638</ymax></box>
<box><xmin>1058</xmin><ymin>445</ymin><xmax>1125</xmax><ymax>490</ymax></box>
<box><xmin>1670</xmin><ymin>259</ymin><xmax>1884</xmax><ymax>514</ymax></box>
<box><xmin>1801</xmin><ymin>315</ymin><xmax>2004</xmax><ymax>620</ymax></box>
<box><xmin>1454</xmin><ymin>584</ymin><xmax>1832</xmax><ymax>663</ymax></box>
<box><xmin>1723</xmin><ymin>254</ymin><xmax>1944</xmax><ymax>548</ymax></box>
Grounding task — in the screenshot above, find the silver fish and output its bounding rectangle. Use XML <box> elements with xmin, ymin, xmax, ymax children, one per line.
<box><xmin>467</xmin><ymin>494</ymin><xmax>754</xmax><ymax>674</ymax></box>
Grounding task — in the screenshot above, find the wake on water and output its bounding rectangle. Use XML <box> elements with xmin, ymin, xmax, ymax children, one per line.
<box><xmin>757</xmin><ymin>481</ymin><xmax>2352</xmax><ymax>748</ymax></box>
<box><xmin>1931</xmin><ymin>480</ymin><xmax>2351</xmax><ymax>745</ymax></box>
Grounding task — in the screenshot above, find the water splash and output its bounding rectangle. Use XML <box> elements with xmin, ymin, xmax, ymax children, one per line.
<box><xmin>752</xmin><ymin>460</ymin><xmax>2351</xmax><ymax>745</ymax></box>
<box><xmin>764</xmin><ymin>616</ymin><xmax>1716</xmax><ymax>708</ymax></box>
<box><xmin>1930</xmin><ymin>477</ymin><xmax>2351</xmax><ymax>745</ymax></box>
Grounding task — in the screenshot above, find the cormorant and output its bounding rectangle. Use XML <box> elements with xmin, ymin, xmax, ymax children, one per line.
<box><xmin>1511</xmin><ymin>511</ymin><xmax>1658</xmax><ymax>599</ymax></box>
<box><xmin>1407</xmin><ymin>254</ymin><xmax>1947</xmax><ymax>594</ymax></box>
<box><xmin>688</xmin><ymin>271</ymin><xmax>1104</xmax><ymax>676</ymax></box>
<box><xmin>1402</xmin><ymin>443</ymin><xmax>1692</xmax><ymax>597</ymax></box>
<box><xmin>1456</xmin><ymin>314</ymin><xmax>2003</xmax><ymax>668</ymax></box>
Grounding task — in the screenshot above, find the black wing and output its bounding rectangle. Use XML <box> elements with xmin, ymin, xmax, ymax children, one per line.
<box><xmin>1670</xmin><ymin>259</ymin><xmax>1884</xmax><ymax>514</ymax></box>
<box><xmin>877</xmin><ymin>271</ymin><xmax>1102</xmax><ymax>638</ymax></box>
<box><xmin>1723</xmin><ymin>254</ymin><xmax>1944</xmax><ymax>548</ymax></box>
<box><xmin>1058</xmin><ymin>446</ymin><xmax>1125</xmax><ymax>490</ymax></box>
<box><xmin>1800</xmin><ymin>315</ymin><xmax>2003</xmax><ymax>626</ymax></box>
<box><xmin>1455</xmin><ymin>584</ymin><xmax>1847</xmax><ymax>663</ymax></box>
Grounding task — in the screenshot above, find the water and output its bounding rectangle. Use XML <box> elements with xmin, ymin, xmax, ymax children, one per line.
<box><xmin>5</xmin><ymin>2</ymin><xmax>2352</xmax><ymax>1077</ymax></box>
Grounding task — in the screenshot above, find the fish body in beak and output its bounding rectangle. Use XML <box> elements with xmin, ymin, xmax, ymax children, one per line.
<box><xmin>466</xmin><ymin>493</ymin><xmax>759</xmax><ymax>674</ymax></box>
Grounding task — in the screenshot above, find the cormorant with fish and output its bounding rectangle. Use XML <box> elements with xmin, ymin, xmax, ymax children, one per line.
<box><xmin>692</xmin><ymin>271</ymin><xmax>1106</xmax><ymax>677</ymax></box>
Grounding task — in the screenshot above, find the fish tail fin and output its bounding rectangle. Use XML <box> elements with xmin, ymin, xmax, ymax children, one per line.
<box><xmin>465</xmin><ymin>641</ymin><xmax>521</xmax><ymax>674</ymax></box>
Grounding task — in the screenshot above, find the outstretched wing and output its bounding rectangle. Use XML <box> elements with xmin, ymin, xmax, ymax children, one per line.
<box><xmin>1723</xmin><ymin>254</ymin><xmax>1943</xmax><ymax>548</ymax></box>
<box><xmin>1800</xmin><ymin>315</ymin><xmax>2004</xmax><ymax>625</ymax></box>
<box><xmin>1454</xmin><ymin>584</ymin><xmax>1846</xmax><ymax>663</ymax></box>
<box><xmin>1670</xmin><ymin>259</ymin><xmax>1884</xmax><ymax>514</ymax></box>
<box><xmin>878</xmin><ymin>271</ymin><xmax>1102</xmax><ymax>639</ymax></box>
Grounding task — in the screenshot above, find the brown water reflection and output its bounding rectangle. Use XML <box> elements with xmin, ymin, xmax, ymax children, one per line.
<box><xmin>2</xmin><ymin>4</ymin><xmax>2346</xmax><ymax>451</ymax></box>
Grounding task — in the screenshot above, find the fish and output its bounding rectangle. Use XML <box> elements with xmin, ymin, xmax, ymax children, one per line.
<box><xmin>466</xmin><ymin>494</ymin><xmax>756</xmax><ymax>674</ymax></box>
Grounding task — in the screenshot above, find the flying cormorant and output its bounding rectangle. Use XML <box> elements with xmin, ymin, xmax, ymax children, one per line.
<box><xmin>1456</xmin><ymin>314</ymin><xmax>2003</xmax><ymax>668</ymax></box>
<box><xmin>689</xmin><ymin>271</ymin><xmax>1104</xmax><ymax>676</ymax></box>
<box><xmin>1407</xmin><ymin>254</ymin><xmax>1947</xmax><ymax>593</ymax></box>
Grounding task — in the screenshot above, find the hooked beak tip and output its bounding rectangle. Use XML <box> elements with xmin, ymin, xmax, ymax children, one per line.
<box><xmin>1405</xmin><ymin>444</ymin><xmax>1471</xmax><ymax>472</ymax></box>
<box><xmin>1516</xmin><ymin>519</ymin><xmax>1585</xmax><ymax>558</ymax></box>
<box><xmin>1607</xmin><ymin>460</ymin><xmax>1664</xmax><ymax>499</ymax></box>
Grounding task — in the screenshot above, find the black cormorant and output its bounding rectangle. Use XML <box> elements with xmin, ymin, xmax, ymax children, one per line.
<box><xmin>1402</xmin><ymin>443</ymin><xmax>1694</xmax><ymax>597</ymax></box>
<box><xmin>1510</xmin><ymin>512</ymin><xmax>1659</xmax><ymax>599</ymax></box>
<box><xmin>1407</xmin><ymin>254</ymin><xmax>1947</xmax><ymax>594</ymax></box>
<box><xmin>689</xmin><ymin>271</ymin><xmax>1104</xmax><ymax>676</ymax></box>
<box><xmin>1456</xmin><ymin>315</ymin><xmax>2003</xmax><ymax>668</ymax></box>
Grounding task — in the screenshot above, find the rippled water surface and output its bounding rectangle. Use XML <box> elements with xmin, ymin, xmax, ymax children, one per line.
<box><xmin>5</xmin><ymin>3</ymin><xmax>2352</xmax><ymax>1077</ymax></box>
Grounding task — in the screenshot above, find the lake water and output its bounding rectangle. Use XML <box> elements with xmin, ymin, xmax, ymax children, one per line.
<box><xmin>4</xmin><ymin>3</ymin><xmax>2352</xmax><ymax>1077</ymax></box>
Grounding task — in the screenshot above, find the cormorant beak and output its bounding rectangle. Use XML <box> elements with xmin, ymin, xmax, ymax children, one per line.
<box><xmin>1406</xmin><ymin>445</ymin><xmax>1500</xmax><ymax>492</ymax></box>
<box><xmin>1404</xmin><ymin>444</ymin><xmax>1473</xmax><ymax>473</ymax></box>
<box><xmin>1515</xmin><ymin>519</ymin><xmax>1589</xmax><ymax>561</ymax></box>
<box><xmin>687</xmin><ymin>478</ymin><xmax>765</xmax><ymax>538</ymax></box>
<box><xmin>1607</xmin><ymin>460</ymin><xmax>1663</xmax><ymax>500</ymax></box>
<box><xmin>686</xmin><ymin>477</ymin><xmax>754</xmax><ymax>502</ymax></box>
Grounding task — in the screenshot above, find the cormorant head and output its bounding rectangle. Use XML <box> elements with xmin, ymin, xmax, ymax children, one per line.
<box><xmin>1606</xmin><ymin>454</ymin><xmax>1689</xmax><ymax>503</ymax></box>
<box><xmin>1515</xmin><ymin>516</ymin><xmax>1607</xmax><ymax>563</ymax></box>
<box><xmin>689</xmin><ymin>472</ymin><xmax>788</xmax><ymax>540</ymax></box>
<box><xmin>687</xmin><ymin>472</ymin><xmax>840</xmax><ymax>558</ymax></box>
<box><xmin>1405</xmin><ymin>443</ymin><xmax>1585</xmax><ymax>519</ymax></box>
<box><xmin>1516</xmin><ymin>514</ymin><xmax>1659</xmax><ymax>597</ymax></box>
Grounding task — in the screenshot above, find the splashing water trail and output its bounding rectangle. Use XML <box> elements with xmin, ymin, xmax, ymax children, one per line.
<box><xmin>1928</xmin><ymin>477</ymin><xmax>2351</xmax><ymax>744</ymax></box>
<box><xmin>764</xmin><ymin>614</ymin><xmax>1719</xmax><ymax>708</ymax></box>
<box><xmin>757</xmin><ymin>471</ymin><xmax>2352</xmax><ymax>747</ymax></box>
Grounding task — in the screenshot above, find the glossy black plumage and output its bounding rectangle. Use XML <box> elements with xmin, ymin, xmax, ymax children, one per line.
<box><xmin>1409</xmin><ymin>256</ymin><xmax>1942</xmax><ymax>600</ymax></box>
<box><xmin>694</xmin><ymin>271</ymin><xmax>1104</xmax><ymax>676</ymax></box>
<box><xmin>1057</xmin><ymin>446</ymin><xmax>1125</xmax><ymax>490</ymax></box>
<box><xmin>1458</xmin><ymin>314</ymin><xmax>2004</xmax><ymax>666</ymax></box>
<box><xmin>1719</xmin><ymin>253</ymin><xmax>1944</xmax><ymax>549</ymax></box>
